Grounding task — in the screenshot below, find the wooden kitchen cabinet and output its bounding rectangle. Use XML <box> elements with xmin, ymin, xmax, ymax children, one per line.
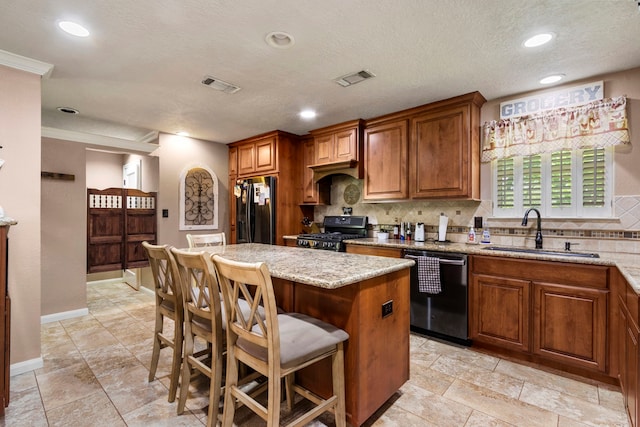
<box><xmin>363</xmin><ymin>119</ymin><xmax>409</xmax><ymax>201</ymax></box>
<box><xmin>301</xmin><ymin>136</ymin><xmax>330</xmax><ymax>205</ymax></box>
<box><xmin>236</xmin><ymin>134</ymin><xmax>277</xmax><ymax>177</ymax></box>
<box><xmin>470</xmin><ymin>273</ymin><xmax>531</xmax><ymax>352</ymax></box>
<box><xmin>616</xmin><ymin>267</ymin><xmax>640</xmax><ymax>427</ymax></box>
<box><xmin>308</xmin><ymin>119</ymin><xmax>364</xmax><ymax>181</ymax></box>
<box><xmin>409</xmin><ymin>92</ymin><xmax>485</xmax><ymax>199</ymax></box>
<box><xmin>228</xmin><ymin>130</ymin><xmax>303</xmax><ymax>245</ymax></box>
<box><xmin>532</xmin><ymin>281</ymin><xmax>607</xmax><ymax>372</ymax></box>
<box><xmin>358</xmin><ymin>91</ymin><xmax>485</xmax><ymax>202</ymax></box>
<box><xmin>470</xmin><ymin>255</ymin><xmax>609</xmax><ymax>375</ymax></box>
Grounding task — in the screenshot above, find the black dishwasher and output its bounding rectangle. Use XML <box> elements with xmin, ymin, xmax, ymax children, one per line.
<box><xmin>405</xmin><ymin>249</ymin><xmax>470</xmax><ymax>346</ymax></box>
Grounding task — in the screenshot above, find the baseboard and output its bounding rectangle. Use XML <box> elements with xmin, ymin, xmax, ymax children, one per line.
<box><xmin>41</xmin><ymin>308</ymin><xmax>89</xmax><ymax>324</ymax></box>
<box><xmin>10</xmin><ymin>356</ymin><xmax>44</xmax><ymax>377</ymax></box>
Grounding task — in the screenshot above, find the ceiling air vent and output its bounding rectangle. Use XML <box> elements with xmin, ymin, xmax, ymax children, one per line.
<box><xmin>334</xmin><ymin>70</ymin><xmax>376</xmax><ymax>87</ymax></box>
<box><xmin>201</xmin><ymin>75</ymin><xmax>241</xmax><ymax>94</ymax></box>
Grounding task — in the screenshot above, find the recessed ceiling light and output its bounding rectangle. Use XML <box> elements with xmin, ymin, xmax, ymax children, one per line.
<box><xmin>176</xmin><ymin>131</ymin><xmax>189</xmax><ymax>137</ymax></box>
<box><xmin>299</xmin><ymin>110</ymin><xmax>317</xmax><ymax>119</ymax></box>
<box><xmin>524</xmin><ymin>32</ymin><xmax>555</xmax><ymax>48</ymax></box>
<box><xmin>56</xmin><ymin>106</ymin><xmax>79</xmax><ymax>114</ymax></box>
<box><xmin>58</xmin><ymin>21</ymin><xmax>90</xmax><ymax>37</ymax></box>
<box><xmin>540</xmin><ymin>74</ymin><xmax>565</xmax><ymax>84</ymax></box>
<box><xmin>265</xmin><ymin>31</ymin><xmax>295</xmax><ymax>49</ymax></box>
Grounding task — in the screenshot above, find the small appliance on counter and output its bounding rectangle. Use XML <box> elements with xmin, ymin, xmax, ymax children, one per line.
<box><xmin>414</xmin><ymin>223</ymin><xmax>425</xmax><ymax>242</ymax></box>
<box><xmin>297</xmin><ymin>215</ymin><xmax>368</xmax><ymax>251</ymax></box>
<box><xmin>438</xmin><ymin>213</ymin><xmax>449</xmax><ymax>242</ymax></box>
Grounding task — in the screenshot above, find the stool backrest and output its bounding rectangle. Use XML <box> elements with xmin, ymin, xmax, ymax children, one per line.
<box><xmin>142</xmin><ymin>242</ymin><xmax>181</xmax><ymax>308</ymax></box>
<box><xmin>186</xmin><ymin>232</ymin><xmax>226</xmax><ymax>248</ymax></box>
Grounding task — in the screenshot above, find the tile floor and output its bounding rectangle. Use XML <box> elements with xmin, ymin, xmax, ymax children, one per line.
<box><xmin>1</xmin><ymin>281</ymin><xmax>631</xmax><ymax>426</ymax></box>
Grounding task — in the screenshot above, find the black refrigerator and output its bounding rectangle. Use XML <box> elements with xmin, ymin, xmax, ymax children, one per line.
<box><xmin>235</xmin><ymin>176</ymin><xmax>276</xmax><ymax>244</ymax></box>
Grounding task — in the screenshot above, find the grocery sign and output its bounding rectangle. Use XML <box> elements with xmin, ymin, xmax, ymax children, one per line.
<box><xmin>500</xmin><ymin>81</ymin><xmax>604</xmax><ymax>119</ymax></box>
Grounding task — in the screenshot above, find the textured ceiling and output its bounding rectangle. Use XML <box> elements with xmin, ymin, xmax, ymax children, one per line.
<box><xmin>1</xmin><ymin>0</ymin><xmax>639</xmax><ymax>146</ymax></box>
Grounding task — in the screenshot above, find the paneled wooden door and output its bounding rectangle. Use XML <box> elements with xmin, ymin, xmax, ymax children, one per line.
<box><xmin>87</xmin><ymin>188</ymin><xmax>156</xmax><ymax>273</ymax></box>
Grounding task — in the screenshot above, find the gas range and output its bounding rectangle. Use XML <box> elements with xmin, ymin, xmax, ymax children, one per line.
<box><xmin>297</xmin><ymin>216</ymin><xmax>368</xmax><ymax>251</ymax></box>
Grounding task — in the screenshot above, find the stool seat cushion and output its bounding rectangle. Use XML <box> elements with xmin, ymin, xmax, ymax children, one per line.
<box><xmin>238</xmin><ymin>312</ymin><xmax>349</xmax><ymax>369</ymax></box>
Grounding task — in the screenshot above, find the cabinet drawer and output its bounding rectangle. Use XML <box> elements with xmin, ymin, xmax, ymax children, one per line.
<box><xmin>471</xmin><ymin>255</ymin><xmax>608</xmax><ymax>289</ymax></box>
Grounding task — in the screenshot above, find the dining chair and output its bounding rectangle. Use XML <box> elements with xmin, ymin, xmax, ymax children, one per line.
<box><xmin>211</xmin><ymin>254</ymin><xmax>349</xmax><ymax>427</ymax></box>
<box><xmin>141</xmin><ymin>241</ymin><xmax>183</xmax><ymax>403</ymax></box>
<box><xmin>186</xmin><ymin>232</ymin><xmax>226</xmax><ymax>248</ymax></box>
<box><xmin>170</xmin><ymin>248</ymin><xmax>225</xmax><ymax>426</ymax></box>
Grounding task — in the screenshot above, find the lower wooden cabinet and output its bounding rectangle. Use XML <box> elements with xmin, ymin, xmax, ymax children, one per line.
<box><xmin>617</xmin><ymin>267</ymin><xmax>640</xmax><ymax>427</ymax></box>
<box><xmin>533</xmin><ymin>281</ymin><xmax>607</xmax><ymax>372</ymax></box>
<box><xmin>470</xmin><ymin>274</ymin><xmax>530</xmax><ymax>352</ymax></box>
<box><xmin>470</xmin><ymin>255</ymin><xmax>609</xmax><ymax>374</ymax></box>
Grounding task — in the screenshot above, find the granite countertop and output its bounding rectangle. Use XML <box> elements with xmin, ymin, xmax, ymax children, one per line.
<box><xmin>346</xmin><ymin>238</ymin><xmax>640</xmax><ymax>292</ymax></box>
<box><xmin>184</xmin><ymin>243</ymin><xmax>414</xmax><ymax>289</ymax></box>
<box><xmin>0</xmin><ymin>216</ymin><xmax>17</xmax><ymax>227</ymax></box>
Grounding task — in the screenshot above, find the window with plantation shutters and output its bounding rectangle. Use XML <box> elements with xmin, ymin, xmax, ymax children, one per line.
<box><xmin>582</xmin><ymin>148</ymin><xmax>606</xmax><ymax>207</ymax></box>
<box><xmin>522</xmin><ymin>155</ymin><xmax>541</xmax><ymax>208</ymax></box>
<box><xmin>551</xmin><ymin>150</ymin><xmax>572</xmax><ymax>207</ymax></box>
<box><xmin>496</xmin><ymin>158</ymin><xmax>514</xmax><ymax>209</ymax></box>
<box><xmin>492</xmin><ymin>147</ymin><xmax>612</xmax><ymax>218</ymax></box>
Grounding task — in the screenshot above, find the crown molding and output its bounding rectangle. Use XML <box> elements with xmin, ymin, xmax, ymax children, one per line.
<box><xmin>42</xmin><ymin>127</ymin><xmax>158</xmax><ymax>153</ymax></box>
<box><xmin>0</xmin><ymin>49</ymin><xmax>54</xmax><ymax>78</ymax></box>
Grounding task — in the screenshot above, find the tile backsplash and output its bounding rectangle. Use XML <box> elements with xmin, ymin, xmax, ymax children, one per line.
<box><xmin>312</xmin><ymin>175</ymin><xmax>640</xmax><ymax>253</ymax></box>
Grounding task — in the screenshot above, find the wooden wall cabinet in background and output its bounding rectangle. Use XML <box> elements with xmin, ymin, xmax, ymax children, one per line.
<box><xmin>362</xmin><ymin>91</ymin><xmax>485</xmax><ymax>202</ymax></box>
<box><xmin>308</xmin><ymin>119</ymin><xmax>364</xmax><ymax>182</ymax></box>
<box><xmin>228</xmin><ymin>130</ymin><xmax>303</xmax><ymax>245</ymax></box>
<box><xmin>301</xmin><ymin>136</ymin><xmax>330</xmax><ymax>205</ymax></box>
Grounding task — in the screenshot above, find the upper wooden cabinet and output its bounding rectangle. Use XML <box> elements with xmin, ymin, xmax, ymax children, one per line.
<box><xmin>361</xmin><ymin>92</ymin><xmax>486</xmax><ymax>201</ymax></box>
<box><xmin>233</xmin><ymin>134</ymin><xmax>277</xmax><ymax>177</ymax></box>
<box><xmin>410</xmin><ymin>94</ymin><xmax>484</xmax><ymax>199</ymax></box>
<box><xmin>308</xmin><ymin>119</ymin><xmax>364</xmax><ymax>180</ymax></box>
<box><xmin>301</xmin><ymin>137</ymin><xmax>330</xmax><ymax>205</ymax></box>
<box><xmin>363</xmin><ymin>119</ymin><xmax>409</xmax><ymax>200</ymax></box>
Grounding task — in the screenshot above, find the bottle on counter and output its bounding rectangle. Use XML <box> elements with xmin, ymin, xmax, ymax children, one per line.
<box><xmin>400</xmin><ymin>222</ymin><xmax>405</xmax><ymax>241</ymax></box>
<box><xmin>393</xmin><ymin>225</ymin><xmax>399</xmax><ymax>239</ymax></box>
<box><xmin>468</xmin><ymin>227</ymin><xmax>476</xmax><ymax>243</ymax></box>
<box><xmin>481</xmin><ymin>228</ymin><xmax>491</xmax><ymax>244</ymax></box>
<box><xmin>406</xmin><ymin>222</ymin><xmax>412</xmax><ymax>241</ymax></box>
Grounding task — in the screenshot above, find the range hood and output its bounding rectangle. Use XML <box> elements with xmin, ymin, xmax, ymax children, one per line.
<box><xmin>308</xmin><ymin>160</ymin><xmax>361</xmax><ymax>182</ymax></box>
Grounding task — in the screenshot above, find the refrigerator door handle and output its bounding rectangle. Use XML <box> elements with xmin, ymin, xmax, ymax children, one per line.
<box><xmin>246</xmin><ymin>182</ymin><xmax>253</xmax><ymax>243</ymax></box>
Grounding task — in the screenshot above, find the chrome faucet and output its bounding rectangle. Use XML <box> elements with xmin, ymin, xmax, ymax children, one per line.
<box><xmin>521</xmin><ymin>208</ymin><xmax>543</xmax><ymax>249</ymax></box>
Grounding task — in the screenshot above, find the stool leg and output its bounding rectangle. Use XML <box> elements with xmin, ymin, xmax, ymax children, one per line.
<box><xmin>168</xmin><ymin>318</ymin><xmax>183</xmax><ymax>402</ymax></box>
<box><xmin>332</xmin><ymin>343</ymin><xmax>347</xmax><ymax>427</ymax></box>
<box><xmin>148</xmin><ymin>310</ymin><xmax>163</xmax><ymax>382</ymax></box>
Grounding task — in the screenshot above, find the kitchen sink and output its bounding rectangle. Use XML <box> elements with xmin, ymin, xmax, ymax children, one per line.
<box><xmin>483</xmin><ymin>246</ymin><xmax>600</xmax><ymax>258</ymax></box>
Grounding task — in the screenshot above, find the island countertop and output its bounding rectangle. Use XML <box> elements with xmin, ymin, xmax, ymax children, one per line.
<box><xmin>185</xmin><ymin>243</ymin><xmax>414</xmax><ymax>289</ymax></box>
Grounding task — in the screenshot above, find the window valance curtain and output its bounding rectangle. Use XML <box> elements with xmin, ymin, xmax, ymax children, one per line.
<box><xmin>481</xmin><ymin>96</ymin><xmax>630</xmax><ymax>162</ymax></box>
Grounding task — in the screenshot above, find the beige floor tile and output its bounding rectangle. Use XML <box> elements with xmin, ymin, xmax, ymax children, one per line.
<box><xmin>599</xmin><ymin>384</ymin><xmax>627</xmax><ymax>412</ymax></box>
<box><xmin>82</xmin><ymin>343</ymin><xmax>142</xmax><ymax>378</ymax></box>
<box><xmin>519</xmin><ymin>382</ymin><xmax>629</xmax><ymax>427</ymax></box>
<box><xmin>99</xmin><ymin>364</ymin><xmax>171</xmax><ymax>416</ymax></box>
<box><xmin>46</xmin><ymin>390</ymin><xmax>126</xmax><ymax>427</ymax></box>
<box><xmin>0</xmin><ymin>384</ymin><xmax>48</xmax><ymax>426</ymax></box>
<box><xmin>407</xmin><ymin>360</ymin><xmax>455</xmax><ymax>395</ymax></box>
<box><xmin>464</xmin><ymin>410</ymin><xmax>515</xmax><ymax>427</ymax></box>
<box><xmin>9</xmin><ymin>371</ymin><xmax>37</xmax><ymax>394</ymax></box>
<box><xmin>559</xmin><ymin>416</ymin><xmax>592</xmax><ymax>426</ymax></box>
<box><xmin>443</xmin><ymin>378</ymin><xmax>558</xmax><ymax>427</ymax></box>
<box><xmin>430</xmin><ymin>355</ymin><xmax>524</xmax><ymax>399</ymax></box>
<box><xmin>36</xmin><ymin>361</ymin><xmax>103</xmax><ymax>411</ymax></box>
<box><xmin>121</xmin><ymin>396</ymin><xmax>205</xmax><ymax>426</ymax></box>
<box><xmin>395</xmin><ymin>381</ymin><xmax>473</xmax><ymax>426</ymax></box>
<box><xmin>362</xmin><ymin>404</ymin><xmax>431</xmax><ymax>426</ymax></box>
<box><xmin>495</xmin><ymin>358</ymin><xmax>600</xmax><ymax>403</ymax></box>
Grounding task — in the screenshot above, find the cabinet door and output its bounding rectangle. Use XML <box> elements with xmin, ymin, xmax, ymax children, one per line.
<box><xmin>363</xmin><ymin>120</ymin><xmax>408</xmax><ymax>200</ymax></box>
<box><xmin>237</xmin><ymin>144</ymin><xmax>256</xmax><ymax>176</ymax></box>
<box><xmin>229</xmin><ymin>146</ymin><xmax>238</xmax><ymax>176</ymax></box>
<box><xmin>410</xmin><ymin>105</ymin><xmax>470</xmax><ymax>198</ymax></box>
<box><xmin>532</xmin><ymin>282</ymin><xmax>607</xmax><ymax>372</ymax></box>
<box><xmin>255</xmin><ymin>137</ymin><xmax>277</xmax><ymax>173</ymax></box>
<box><xmin>470</xmin><ymin>274</ymin><xmax>530</xmax><ymax>352</ymax></box>
<box><xmin>334</xmin><ymin>128</ymin><xmax>357</xmax><ymax>162</ymax></box>
<box><xmin>620</xmin><ymin>300</ymin><xmax>639</xmax><ymax>426</ymax></box>
<box><xmin>314</xmin><ymin>134</ymin><xmax>334</xmax><ymax>164</ymax></box>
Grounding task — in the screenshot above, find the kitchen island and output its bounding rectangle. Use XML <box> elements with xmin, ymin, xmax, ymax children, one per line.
<box><xmin>190</xmin><ymin>243</ymin><xmax>414</xmax><ymax>427</ymax></box>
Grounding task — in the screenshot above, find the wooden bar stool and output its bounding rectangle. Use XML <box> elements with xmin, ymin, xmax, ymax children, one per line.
<box><xmin>186</xmin><ymin>232</ymin><xmax>226</xmax><ymax>248</ymax></box>
<box><xmin>212</xmin><ymin>255</ymin><xmax>349</xmax><ymax>427</ymax></box>
<box><xmin>142</xmin><ymin>242</ymin><xmax>183</xmax><ymax>403</ymax></box>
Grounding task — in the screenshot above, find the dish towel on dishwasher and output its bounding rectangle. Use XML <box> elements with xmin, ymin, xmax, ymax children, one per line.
<box><xmin>405</xmin><ymin>255</ymin><xmax>441</xmax><ymax>294</ymax></box>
